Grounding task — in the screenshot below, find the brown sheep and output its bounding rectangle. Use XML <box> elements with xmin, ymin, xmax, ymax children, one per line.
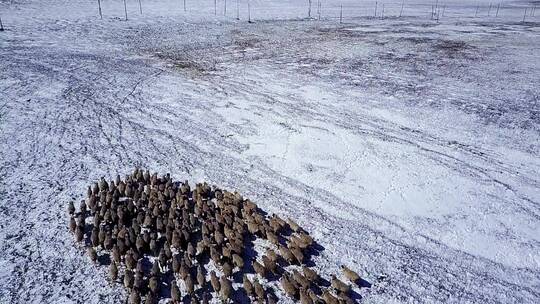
<box><xmin>171</xmin><ymin>282</ymin><xmax>182</xmax><ymax>303</ymax></box>
<box><xmin>292</xmin><ymin>269</ymin><xmax>310</xmax><ymax>289</ymax></box>
<box><xmin>219</xmin><ymin>276</ymin><xmax>232</xmax><ymax>302</ymax></box>
<box><xmin>129</xmin><ymin>290</ymin><xmax>141</xmax><ymax>304</ymax></box>
<box><xmin>109</xmin><ymin>262</ymin><xmax>118</xmax><ymax>281</ymax></box>
<box><xmin>281</xmin><ymin>273</ymin><xmax>298</xmax><ymax>299</ymax></box>
<box><xmin>87</xmin><ymin>247</ymin><xmax>98</xmax><ymax>264</ymax></box>
<box><xmin>197</xmin><ymin>265</ymin><xmax>205</xmax><ymax>287</ymax></box>
<box><xmin>303</xmin><ymin>266</ymin><xmax>319</xmax><ymax>283</ymax></box>
<box><xmin>232</xmin><ymin>253</ymin><xmax>244</xmax><ymax>269</ymax></box>
<box><xmin>279</xmin><ymin>245</ymin><xmax>296</xmax><ymax>264</ymax></box>
<box><xmin>253</xmin><ymin>279</ymin><xmax>265</xmax><ymax>300</ymax></box>
<box><xmin>243</xmin><ymin>274</ymin><xmax>254</xmax><ymax>298</ymax></box>
<box><xmin>252</xmin><ymin>260</ymin><xmax>266</xmax><ymax>278</ymax></box>
<box><xmin>341</xmin><ymin>265</ymin><xmax>361</xmax><ymax>284</ymax></box>
<box><xmin>299</xmin><ymin>288</ymin><xmax>314</xmax><ymax>304</ymax></box>
<box><xmin>210</xmin><ymin>271</ymin><xmax>220</xmax><ymax>292</ymax></box>
<box><xmin>331</xmin><ymin>275</ymin><xmax>350</xmax><ymax>293</ymax></box>
<box><xmin>322</xmin><ymin>289</ymin><xmax>340</xmax><ymax>304</ymax></box>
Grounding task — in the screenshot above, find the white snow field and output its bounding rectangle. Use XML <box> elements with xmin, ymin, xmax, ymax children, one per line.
<box><xmin>1</xmin><ymin>0</ymin><xmax>539</xmax><ymax>303</ymax></box>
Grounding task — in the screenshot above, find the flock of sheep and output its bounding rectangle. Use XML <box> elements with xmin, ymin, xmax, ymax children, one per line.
<box><xmin>68</xmin><ymin>169</ymin><xmax>364</xmax><ymax>303</ymax></box>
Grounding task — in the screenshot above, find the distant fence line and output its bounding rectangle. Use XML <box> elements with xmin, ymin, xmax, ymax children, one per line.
<box><xmin>100</xmin><ymin>0</ymin><xmax>536</xmax><ymax>23</ymax></box>
<box><xmin>0</xmin><ymin>0</ymin><xmax>538</xmax><ymax>29</ymax></box>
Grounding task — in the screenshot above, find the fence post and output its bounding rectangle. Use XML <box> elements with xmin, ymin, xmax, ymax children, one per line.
<box><xmin>97</xmin><ymin>0</ymin><xmax>103</xmax><ymax>19</ymax></box>
<box><xmin>138</xmin><ymin>0</ymin><xmax>143</xmax><ymax>15</ymax></box>
<box><xmin>340</xmin><ymin>4</ymin><xmax>343</xmax><ymax>23</ymax></box>
<box><xmin>381</xmin><ymin>4</ymin><xmax>384</xmax><ymax>19</ymax></box>
<box><xmin>248</xmin><ymin>0</ymin><xmax>251</xmax><ymax>22</ymax></box>
<box><xmin>399</xmin><ymin>0</ymin><xmax>404</xmax><ymax>17</ymax></box>
<box><xmin>0</xmin><ymin>16</ymin><xmax>4</xmax><ymax>31</ymax></box>
<box><xmin>522</xmin><ymin>8</ymin><xmax>527</xmax><ymax>22</ymax></box>
<box><xmin>123</xmin><ymin>0</ymin><xmax>128</xmax><ymax>20</ymax></box>
<box><xmin>374</xmin><ymin>1</ymin><xmax>377</xmax><ymax>17</ymax></box>
<box><xmin>496</xmin><ymin>3</ymin><xmax>500</xmax><ymax>17</ymax></box>
<box><xmin>224</xmin><ymin>0</ymin><xmax>227</xmax><ymax>15</ymax></box>
<box><xmin>475</xmin><ymin>5</ymin><xmax>479</xmax><ymax>17</ymax></box>
<box><xmin>214</xmin><ymin>0</ymin><xmax>217</xmax><ymax>15</ymax></box>
<box><xmin>317</xmin><ymin>0</ymin><xmax>321</xmax><ymax>20</ymax></box>
<box><xmin>308</xmin><ymin>0</ymin><xmax>312</xmax><ymax>18</ymax></box>
<box><xmin>236</xmin><ymin>0</ymin><xmax>240</xmax><ymax>19</ymax></box>
<box><xmin>183</xmin><ymin>0</ymin><xmax>186</xmax><ymax>12</ymax></box>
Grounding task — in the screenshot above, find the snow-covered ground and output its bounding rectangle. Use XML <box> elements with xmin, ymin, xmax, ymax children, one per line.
<box><xmin>1</xmin><ymin>0</ymin><xmax>539</xmax><ymax>303</ymax></box>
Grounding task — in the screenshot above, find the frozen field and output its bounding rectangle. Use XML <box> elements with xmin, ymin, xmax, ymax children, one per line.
<box><xmin>0</xmin><ymin>0</ymin><xmax>539</xmax><ymax>303</ymax></box>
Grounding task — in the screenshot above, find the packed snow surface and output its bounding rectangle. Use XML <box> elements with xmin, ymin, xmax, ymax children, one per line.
<box><xmin>0</xmin><ymin>0</ymin><xmax>539</xmax><ymax>303</ymax></box>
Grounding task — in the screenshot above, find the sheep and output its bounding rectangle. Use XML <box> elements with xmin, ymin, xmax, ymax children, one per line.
<box><xmin>322</xmin><ymin>289</ymin><xmax>340</xmax><ymax>304</ymax></box>
<box><xmin>219</xmin><ymin>276</ymin><xmax>232</xmax><ymax>302</ymax></box>
<box><xmin>75</xmin><ymin>226</ymin><xmax>84</xmax><ymax>242</ymax></box>
<box><xmin>69</xmin><ymin>217</ymin><xmax>76</xmax><ymax>233</ymax></box>
<box><xmin>171</xmin><ymin>282</ymin><xmax>182</xmax><ymax>303</ymax></box>
<box><xmin>280</xmin><ymin>273</ymin><xmax>298</xmax><ymax>299</ymax></box>
<box><xmin>279</xmin><ymin>245</ymin><xmax>296</xmax><ymax>264</ymax></box>
<box><xmin>292</xmin><ymin>269</ymin><xmax>310</xmax><ymax>289</ymax></box>
<box><xmin>253</xmin><ymin>279</ymin><xmax>265</xmax><ymax>300</ymax></box>
<box><xmin>287</xmin><ymin>218</ymin><xmax>301</xmax><ymax>232</ymax></box>
<box><xmin>129</xmin><ymin>290</ymin><xmax>141</xmax><ymax>304</ymax></box>
<box><xmin>210</xmin><ymin>271</ymin><xmax>220</xmax><ymax>292</ymax></box>
<box><xmin>87</xmin><ymin>247</ymin><xmax>98</xmax><ymax>264</ymax></box>
<box><xmin>145</xmin><ymin>292</ymin><xmax>157</xmax><ymax>304</ymax></box>
<box><xmin>222</xmin><ymin>261</ymin><xmax>233</xmax><ymax>278</ymax></box>
<box><xmin>68</xmin><ymin>201</ymin><xmax>75</xmax><ymax>215</ymax></box>
<box><xmin>290</xmin><ymin>246</ymin><xmax>304</xmax><ymax>265</ymax></box>
<box><xmin>197</xmin><ymin>265</ymin><xmax>205</xmax><ymax>287</ymax></box>
<box><xmin>124</xmin><ymin>270</ymin><xmax>134</xmax><ymax>289</ymax></box>
<box><xmin>299</xmin><ymin>288</ymin><xmax>314</xmax><ymax>304</ymax></box>
<box><xmin>262</xmin><ymin>255</ymin><xmax>277</xmax><ymax>274</ymax></box>
<box><xmin>337</xmin><ymin>291</ymin><xmax>354</xmax><ymax>304</ymax></box>
<box><xmin>303</xmin><ymin>266</ymin><xmax>319</xmax><ymax>283</ymax></box>
<box><xmin>232</xmin><ymin>253</ymin><xmax>244</xmax><ymax>269</ymax></box>
<box><xmin>109</xmin><ymin>262</ymin><xmax>118</xmax><ymax>281</ymax></box>
<box><xmin>252</xmin><ymin>260</ymin><xmax>266</xmax><ymax>278</ymax></box>
<box><xmin>185</xmin><ymin>273</ymin><xmax>195</xmax><ymax>294</ymax></box>
<box><xmin>243</xmin><ymin>274</ymin><xmax>254</xmax><ymax>298</ymax></box>
<box><xmin>341</xmin><ymin>265</ymin><xmax>361</xmax><ymax>284</ymax></box>
<box><xmin>331</xmin><ymin>275</ymin><xmax>351</xmax><ymax>293</ymax></box>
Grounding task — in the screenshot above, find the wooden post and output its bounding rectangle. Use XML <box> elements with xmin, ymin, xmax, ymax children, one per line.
<box><xmin>475</xmin><ymin>5</ymin><xmax>479</xmax><ymax>17</ymax></box>
<box><xmin>431</xmin><ymin>5</ymin><xmax>434</xmax><ymax>19</ymax></box>
<box><xmin>224</xmin><ymin>0</ymin><xmax>227</xmax><ymax>15</ymax></box>
<box><xmin>374</xmin><ymin>1</ymin><xmax>377</xmax><ymax>17</ymax></box>
<box><xmin>214</xmin><ymin>0</ymin><xmax>217</xmax><ymax>15</ymax></box>
<box><xmin>248</xmin><ymin>0</ymin><xmax>251</xmax><ymax>23</ymax></box>
<box><xmin>123</xmin><ymin>0</ymin><xmax>128</xmax><ymax>20</ymax></box>
<box><xmin>442</xmin><ymin>5</ymin><xmax>446</xmax><ymax>17</ymax></box>
<box><xmin>183</xmin><ymin>0</ymin><xmax>186</xmax><ymax>12</ymax></box>
<box><xmin>340</xmin><ymin>4</ymin><xmax>343</xmax><ymax>23</ymax></box>
<box><xmin>496</xmin><ymin>3</ymin><xmax>500</xmax><ymax>17</ymax></box>
<box><xmin>138</xmin><ymin>0</ymin><xmax>143</xmax><ymax>15</ymax></box>
<box><xmin>317</xmin><ymin>0</ymin><xmax>321</xmax><ymax>20</ymax></box>
<box><xmin>308</xmin><ymin>0</ymin><xmax>312</xmax><ymax>18</ymax></box>
<box><xmin>399</xmin><ymin>0</ymin><xmax>404</xmax><ymax>17</ymax></box>
<box><xmin>98</xmin><ymin>0</ymin><xmax>103</xmax><ymax>19</ymax></box>
<box><xmin>522</xmin><ymin>8</ymin><xmax>527</xmax><ymax>22</ymax></box>
<box><xmin>0</xmin><ymin>16</ymin><xmax>4</xmax><ymax>31</ymax></box>
<box><xmin>381</xmin><ymin>4</ymin><xmax>384</xmax><ymax>19</ymax></box>
<box><xmin>236</xmin><ymin>0</ymin><xmax>240</xmax><ymax>19</ymax></box>
<box><xmin>488</xmin><ymin>3</ymin><xmax>491</xmax><ymax>16</ymax></box>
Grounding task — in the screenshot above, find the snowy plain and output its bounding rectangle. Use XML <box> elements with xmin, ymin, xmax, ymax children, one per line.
<box><xmin>0</xmin><ymin>0</ymin><xmax>539</xmax><ymax>303</ymax></box>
